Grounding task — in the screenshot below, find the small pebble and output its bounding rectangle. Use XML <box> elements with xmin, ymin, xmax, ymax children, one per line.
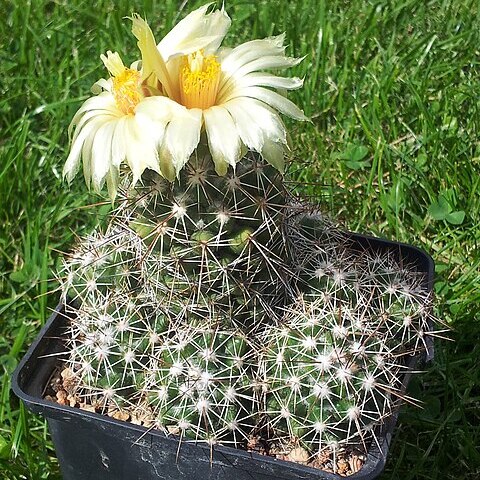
<box><xmin>111</xmin><ymin>410</ymin><xmax>130</xmax><ymax>422</ymax></box>
<box><xmin>79</xmin><ymin>403</ymin><xmax>96</xmax><ymax>413</ymax></box>
<box><xmin>55</xmin><ymin>390</ymin><xmax>67</xmax><ymax>405</ymax></box>
<box><xmin>282</xmin><ymin>446</ymin><xmax>309</xmax><ymax>464</ymax></box>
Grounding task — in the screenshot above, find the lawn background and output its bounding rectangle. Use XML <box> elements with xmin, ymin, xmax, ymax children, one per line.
<box><xmin>1</xmin><ymin>0</ymin><xmax>479</xmax><ymax>478</ymax></box>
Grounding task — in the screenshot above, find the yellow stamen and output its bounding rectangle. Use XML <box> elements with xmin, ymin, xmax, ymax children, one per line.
<box><xmin>179</xmin><ymin>50</ymin><xmax>221</xmax><ymax>110</ymax></box>
<box><xmin>112</xmin><ymin>68</ymin><xmax>142</xmax><ymax>115</ymax></box>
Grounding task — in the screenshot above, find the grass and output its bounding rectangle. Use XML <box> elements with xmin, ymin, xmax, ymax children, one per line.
<box><xmin>0</xmin><ymin>0</ymin><xmax>479</xmax><ymax>478</ymax></box>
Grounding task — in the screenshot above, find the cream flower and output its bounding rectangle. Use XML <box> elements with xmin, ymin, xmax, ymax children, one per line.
<box><xmin>64</xmin><ymin>3</ymin><xmax>307</xmax><ymax>199</ymax></box>
<box><xmin>63</xmin><ymin>51</ymin><xmax>181</xmax><ymax>200</ymax></box>
<box><xmin>133</xmin><ymin>4</ymin><xmax>307</xmax><ymax>176</ymax></box>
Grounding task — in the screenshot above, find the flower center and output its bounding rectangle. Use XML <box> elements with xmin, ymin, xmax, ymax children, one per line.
<box><xmin>112</xmin><ymin>68</ymin><xmax>142</xmax><ymax>115</ymax></box>
<box><xmin>179</xmin><ymin>50</ymin><xmax>221</xmax><ymax>109</ymax></box>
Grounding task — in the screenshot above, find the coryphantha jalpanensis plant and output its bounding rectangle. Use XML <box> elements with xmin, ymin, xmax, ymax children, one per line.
<box><xmin>56</xmin><ymin>2</ymin><xmax>437</xmax><ymax>471</ymax></box>
<box><xmin>257</xmin><ymin>214</ymin><xmax>436</xmax><ymax>455</ymax></box>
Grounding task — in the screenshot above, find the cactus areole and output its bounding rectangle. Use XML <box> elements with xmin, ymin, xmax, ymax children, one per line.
<box><xmin>12</xmin><ymin>3</ymin><xmax>437</xmax><ymax>479</ymax></box>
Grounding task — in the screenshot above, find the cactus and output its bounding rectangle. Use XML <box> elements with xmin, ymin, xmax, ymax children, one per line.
<box><xmin>56</xmin><ymin>2</ymin><xmax>436</xmax><ymax>472</ymax></box>
<box><xmin>253</xmin><ymin>214</ymin><xmax>434</xmax><ymax>458</ymax></box>
<box><xmin>142</xmin><ymin>326</ymin><xmax>255</xmax><ymax>447</ymax></box>
<box><xmin>59</xmin><ymin>156</ymin><xmax>435</xmax><ymax>464</ymax></box>
<box><xmin>259</xmin><ymin>295</ymin><xmax>419</xmax><ymax>456</ymax></box>
<box><xmin>60</xmin><ymin>151</ymin><xmax>291</xmax><ymax>447</ymax></box>
<box><xmin>121</xmin><ymin>150</ymin><xmax>294</xmax><ymax>332</ymax></box>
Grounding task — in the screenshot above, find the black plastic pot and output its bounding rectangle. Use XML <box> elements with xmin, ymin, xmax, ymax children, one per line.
<box><xmin>12</xmin><ymin>233</ymin><xmax>434</xmax><ymax>480</ymax></box>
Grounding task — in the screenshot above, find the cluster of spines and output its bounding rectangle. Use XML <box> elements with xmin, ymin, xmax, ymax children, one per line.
<box><xmin>287</xmin><ymin>211</ymin><xmax>434</xmax><ymax>356</ymax></box>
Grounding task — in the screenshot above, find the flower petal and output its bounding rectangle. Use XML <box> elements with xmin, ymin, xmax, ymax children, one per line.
<box><xmin>159</xmin><ymin>148</ymin><xmax>177</xmax><ymax>182</ymax></box>
<box><xmin>225</xmin><ymin>86</ymin><xmax>308</xmax><ymax>121</ymax></box>
<box><xmin>218</xmin><ymin>54</ymin><xmax>304</xmax><ymax>103</ymax></box>
<box><xmin>204</xmin><ymin>106</ymin><xmax>242</xmax><ymax>175</ymax></box>
<box><xmin>222</xmin><ymin>99</ymin><xmax>264</xmax><ymax>152</ymax></box>
<box><xmin>100</xmin><ymin>51</ymin><xmax>126</xmax><ymax>77</ymax></box>
<box><xmin>136</xmin><ymin>96</ymin><xmax>176</xmax><ymax>125</ymax></box>
<box><xmin>131</xmin><ymin>14</ymin><xmax>174</xmax><ymax>98</ymax></box>
<box><xmin>135</xmin><ymin>106</ymin><xmax>167</xmax><ymax>147</ymax></box>
<box><xmin>70</xmin><ymin>108</ymin><xmax>116</xmax><ymax>145</ymax></box>
<box><xmin>223</xmin><ymin>97</ymin><xmax>287</xmax><ymax>153</ymax></box>
<box><xmin>124</xmin><ymin>116</ymin><xmax>160</xmax><ymax>185</ymax></box>
<box><xmin>261</xmin><ymin>138</ymin><xmax>285</xmax><ymax>173</ymax></box>
<box><xmin>91</xmin><ymin>120</ymin><xmax>116</xmax><ymax>191</ymax></box>
<box><xmin>91</xmin><ymin>78</ymin><xmax>112</xmax><ymax>94</ymax></box>
<box><xmin>81</xmin><ymin>120</ymin><xmax>102</xmax><ymax>189</ymax></box>
<box><xmin>105</xmin><ymin>166</ymin><xmax>120</xmax><ymax>202</ymax></box>
<box><xmin>160</xmin><ymin>107</ymin><xmax>202</xmax><ymax>176</ymax></box>
<box><xmin>234</xmin><ymin>73</ymin><xmax>304</xmax><ymax>90</ymax></box>
<box><xmin>224</xmin><ymin>55</ymin><xmax>304</xmax><ymax>81</ymax></box>
<box><xmin>111</xmin><ymin>117</ymin><xmax>127</xmax><ymax>168</ymax></box>
<box><xmin>158</xmin><ymin>3</ymin><xmax>231</xmax><ymax>60</ymax></box>
<box><xmin>220</xmin><ymin>35</ymin><xmax>286</xmax><ymax>74</ymax></box>
<box><xmin>68</xmin><ymin>92</ymin><xmax>117</xmax><ymax>138</ymax></box>
<box><xmin>64</xmin><ymin>117</ymin><xmax>105</xmax><ymax>184</ymax></box>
